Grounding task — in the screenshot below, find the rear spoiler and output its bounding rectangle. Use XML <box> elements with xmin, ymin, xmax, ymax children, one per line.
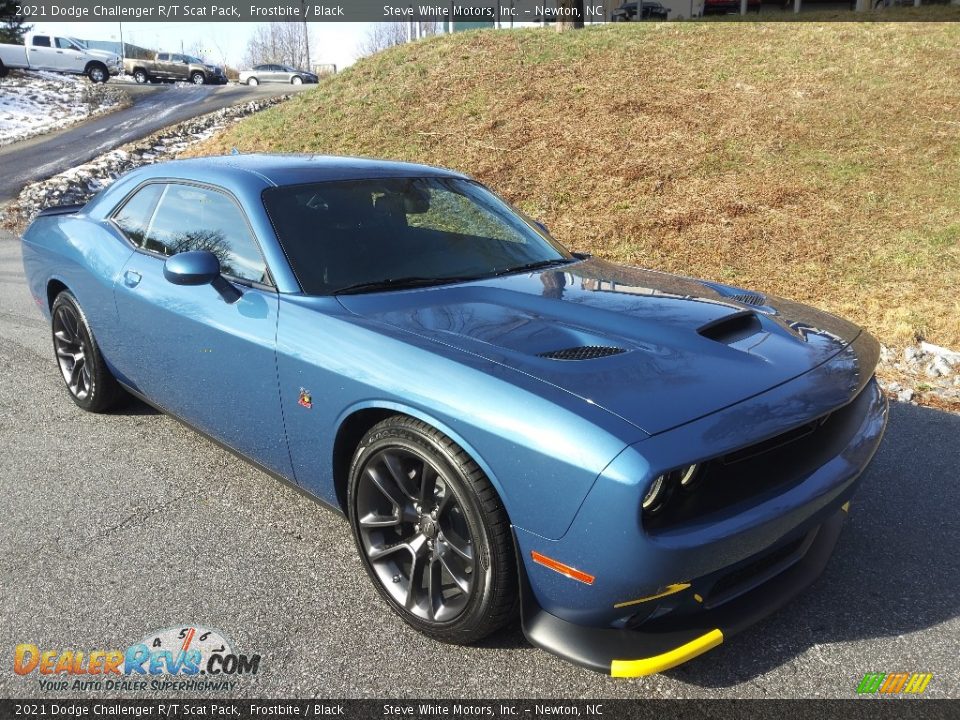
<box><xmin>36</xmin><ymin>203</ymin><xmax>85</xmax><ymax>218</ymax></box>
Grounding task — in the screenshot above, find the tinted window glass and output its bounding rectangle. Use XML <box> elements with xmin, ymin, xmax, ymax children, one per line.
<box><xmin>112</xmin><ymin>184</ymin><xmax>164</xmax><ymax>247</ymax></box>
<box><xmin>32</xmin><ymin>36</ymin><xmax>51</xmax><ymax>47</ymax></box>
<box><xmin>157</xmin><ymin>53</ymin><xmax>168</xmax><ymax>61</ymax></box>
<box><xmin>263</xmin><ymin>177</ymin><xmax>570</xmax><ymax>295</ymax></box>
<box><xmin>144</xmin><ymin>184</ymin><xmax>268</xmax><ymax>283</ymax></box>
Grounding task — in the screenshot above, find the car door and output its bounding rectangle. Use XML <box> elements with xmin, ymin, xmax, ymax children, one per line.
<box><xmin>110</xmin><ymin>181</ymin><xmax>294</xmax><ymax>479</ymax></box>
<box><xmin>27</xmin><ymin>35</ymin><xmax>58</xmax><ymax>69</ymax></box>
<box><xmin>154</xmin><ymin>53</ymin><xmax>171</xmax><ymax>79</ymax></box>
<box><xmin>54</xmin><ymin>37</ymin><xmax>87</xmax><ymax>73</ymax></box>
<box><xmin>170</xmin><ymin>54</ymin><xmax>190</xmax><ymax>81</ymax></box>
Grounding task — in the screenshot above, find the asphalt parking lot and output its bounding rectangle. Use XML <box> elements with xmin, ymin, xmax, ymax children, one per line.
<box><xmin>0</xmin><ymin>228</ymin><xmax>957</xmax><ymax>699</ymax></box>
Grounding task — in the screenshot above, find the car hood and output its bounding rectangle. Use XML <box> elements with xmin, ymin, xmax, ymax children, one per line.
<box><xmin>337</xmin><ymin>257</ymin><xmax>862</xmax><ymax>435</ymax></box>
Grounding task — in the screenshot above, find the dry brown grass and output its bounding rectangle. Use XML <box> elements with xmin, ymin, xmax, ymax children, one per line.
<box><xmin>188</xmin><ymin>19</ymin><xmax>960</xmax><ymax>349</ymax></box>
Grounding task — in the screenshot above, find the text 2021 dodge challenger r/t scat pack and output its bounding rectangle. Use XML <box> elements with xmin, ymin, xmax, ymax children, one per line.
<box><xmin>21</xmin><ymin>155</ymin><xmax>887</xmax><ymax>677</ymax></box>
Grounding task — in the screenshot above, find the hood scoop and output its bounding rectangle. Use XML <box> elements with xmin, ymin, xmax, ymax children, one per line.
<box><xmin>698</xmin><ymin>311</ymin><xmax>763</xmax><ymax>345</ymax></box>
<box><xmin>537</xmin><ymin>345</ymin><xmax>627</xmax><ymax>361</ymax></box>
<box><xmin>728</xmin><ymin>291</ymin><xmax>766</xmax><ymax>307</ymax></box>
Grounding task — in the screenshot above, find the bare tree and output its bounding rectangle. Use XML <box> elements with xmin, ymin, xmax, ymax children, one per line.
<box><xmin>557</xmin><ymin>0</ymin><xmax>585</xmax><ymax>31</ymax></box>
<box><xmin>243</xmin><ymin>23</ymin><xmax>314</xmax><ymax>69</ymax></box>
<box><xmin>357</xmin><ymin>22</ymin><xmax>442</xmax><ymax>57</ymax></box>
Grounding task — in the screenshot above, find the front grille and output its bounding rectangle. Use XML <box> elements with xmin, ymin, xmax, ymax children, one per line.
<box><xmin>538</xmin><ymin>346</ymin><xmax>626</xmax><ymax>361</ymax></box>
<box><xmin>644</xmin><ymin>382</ymin><xmax>872</xmax><ymax>533</ymax></box>
<box><xmin>721</xmin><ymin>414</ymin><xmax>830</xmax><ymax>465</ymax></box>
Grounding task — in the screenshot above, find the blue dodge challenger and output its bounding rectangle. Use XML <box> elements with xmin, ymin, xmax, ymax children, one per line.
<box><xmin>21</xmin><ymin>155</ymin><xmax>887</xmax><ymax>677</ymax></box>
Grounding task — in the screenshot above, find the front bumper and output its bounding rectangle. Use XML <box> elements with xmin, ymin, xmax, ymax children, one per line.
<box><xmin>519</xmin><ymin>506</ymin><xmax>847</xmax><ymax>676</ymax></box>
<box><xmin>514</xmin><ymin>332</ymin><xmax>887</xmax><ymax>676</ymax></box>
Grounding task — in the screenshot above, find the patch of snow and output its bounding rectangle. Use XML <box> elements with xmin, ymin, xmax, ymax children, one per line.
<box><xmin>0</xmin><ymin>70</ymin><xmax>125</xmax><ymax>147</ymax></box>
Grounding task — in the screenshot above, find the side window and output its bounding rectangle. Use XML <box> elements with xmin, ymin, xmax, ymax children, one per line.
<box><xmin>56</xmin><ymin>38</ymin><xmax>77</xmax><ymax>50</ymax></box>
<box><xmin>32</xmin><ymin>36</ymin><xmax>51</xmax><ymax>47</ymax></box>
<box><xmin>157</xmin><ymin>53</ymin><xmax>168</xmax><ymax>61</ymax></box>
<box><xmin>112</xmin><ymin>184</ymin><xmax>164</xmax><ymax>247</ymax></box>
<box><xmin>144</xmin><ymin>184</ymin><xmax>268</xmax><ymax>284</ymax></box>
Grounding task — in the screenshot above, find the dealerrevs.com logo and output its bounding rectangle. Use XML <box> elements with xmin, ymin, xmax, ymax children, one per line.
<box><xmin>13</xmin><ymin>626</ymin><xmax>261</xmax><ymax>692</ymax></box>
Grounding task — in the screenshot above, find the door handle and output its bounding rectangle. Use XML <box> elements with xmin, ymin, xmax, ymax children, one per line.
<box><xmin>123</xmin><ymin>270</ymin><xmax>142</xmax><ymax>287</ymax></box>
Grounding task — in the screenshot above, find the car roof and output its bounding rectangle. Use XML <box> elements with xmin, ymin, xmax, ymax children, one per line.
<box><xmin>142</xmin><ymin>154</ymin><xmax>469</xmax><ymax>188</ymax></box>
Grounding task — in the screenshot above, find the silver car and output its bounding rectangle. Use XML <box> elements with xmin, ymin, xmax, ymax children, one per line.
<box><xmin>239</xmin><ymin>64</ymin><xmax>318</xmax><ymax>86</ymax></box>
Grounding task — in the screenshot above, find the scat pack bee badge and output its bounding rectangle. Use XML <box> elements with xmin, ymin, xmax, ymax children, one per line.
<box><xmin>298</xmin><ymin>388</ymin><xmax>313</xmax><ymax>409</ymax></box>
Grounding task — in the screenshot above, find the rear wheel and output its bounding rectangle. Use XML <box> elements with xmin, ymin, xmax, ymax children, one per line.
<box><xmin>348</xmin><ymin>416</ymin><xmax>517</xmax><ymax>644</ymax></box>
<box><xmin>246</xmin><ymin>77</ymin><xmax>259</xmax><ymax>86</ymax></box>
<box><xmin>51</xmin><ymin>291</ymin><xmax>125</xmax><ymax>413</ymax></box>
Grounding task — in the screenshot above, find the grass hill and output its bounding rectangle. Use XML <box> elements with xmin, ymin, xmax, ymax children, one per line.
<box><xmin>190</xmin><ymin>17</ymin><xmax>960</xmax><ymax>350</ymax></box>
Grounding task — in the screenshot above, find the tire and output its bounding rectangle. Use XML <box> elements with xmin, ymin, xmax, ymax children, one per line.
<box><xmin>87</xmin><ymin>63</ymin><xmax>108</xmax><ymax>84</ymax></box>
<box><xmin>190</xmin><ymin>72</ymin><xmax>205</xmax><ymax>85</ymax></box>
<box><xmin>133</xmin><ymin>69</ymin><xmax>148</xmax><ymax>84</ymax></box>
<box><xmin>291</xmin><ymin>75</ymin><xmax>303</xmax><ymax>85</ymax></box>
<box><xmin>246</xmin><ymin>77</ymin><xmax>259</xmax><ymax>86</ymax></box>
<box><xmin>348</xmin><ymin>415</ymin><xmax>517</xmax><ymax>644</ymax></box>
<box><xmin>0</xmin><ymin>60</ymin><xmax>8</xmax><ymax>78</ymax></box>
<box><xmin>50</xmin><ymin>291</ymin><xmax>125</xmax><ymax>413</ymax></box>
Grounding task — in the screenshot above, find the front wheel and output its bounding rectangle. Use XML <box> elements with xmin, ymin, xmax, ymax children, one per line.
<box><xmin>50</xmin><ymin>291</ymin><xmax>125</xmax><ymax>412</ymax></box>
<box><xmin>190</xmin><ymin>72</ymin><xmax>205</xmax><ymax>85</ymax></box>
<box><xmin>246</xmin><ymin>77</ymin><xmax>259</xmax><ymax>86</ymax></box>
<box><xmin>87</xmin><ymin>63</ymin><xmax>108</xmax><ymax>83</ymax></box>
<box><xmin>291</xmin><ymin>75</ymin><xmax>303</xmax><ymax>85</ymax></box>
<box><xmin>133</xmin><ymin>69</ymin><xmax>148</xmax><ymax>84</ymax></box>
<box><xmin>348</xmin><ymin>416</ymin><xmax>517</xmax><ymax>644</ymax></box>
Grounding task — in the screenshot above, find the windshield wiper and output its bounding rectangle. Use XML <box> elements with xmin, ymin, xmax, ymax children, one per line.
<box><xmin>490</xmin><ymin>258</ymin><xmax>573</xmax><ymax>278</ymax></box>
<box><xmin>332</xmin><ymin>275</ymin><xmax>478</xmax><ymax>295</ymax></box>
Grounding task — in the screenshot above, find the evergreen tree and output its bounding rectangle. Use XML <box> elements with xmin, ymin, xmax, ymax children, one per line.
<box><xmin>0</xmin><ymin>1</ymin><xmax>32</xmax><ymax>45</ymax></box>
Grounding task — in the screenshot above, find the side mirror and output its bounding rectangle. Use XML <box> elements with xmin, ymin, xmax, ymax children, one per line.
<box><xmin>163</xmin><ymin>250</ymin><xmax>220</xmax><ymax>286</ymax></box>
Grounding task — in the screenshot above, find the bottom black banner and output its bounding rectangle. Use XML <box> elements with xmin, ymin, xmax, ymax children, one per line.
<box><xmin>0</xmin><ymin>699</ymin><xmax>956</xmax><ymax>720</ymax></box>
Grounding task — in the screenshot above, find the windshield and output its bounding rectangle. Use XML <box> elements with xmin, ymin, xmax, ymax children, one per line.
<box><xmin>263</xmin><ymin>177</ymin><xmax>572</xmax><ymax>295</ymax></box>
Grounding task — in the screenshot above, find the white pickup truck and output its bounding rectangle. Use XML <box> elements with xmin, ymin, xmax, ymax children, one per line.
<box><xmin>0</xmin><ymin>33</ymin><xmax>122</xmax><ymax>83</ymax></box>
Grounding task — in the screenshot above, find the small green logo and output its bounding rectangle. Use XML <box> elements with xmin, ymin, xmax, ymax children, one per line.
<box><xmin>857</xmin><ymin>672</ymin><xmax>932</xmax><ymax>695</ymax></box>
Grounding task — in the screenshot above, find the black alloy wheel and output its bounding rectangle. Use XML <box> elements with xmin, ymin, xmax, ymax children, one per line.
<box><xmin>50</xmin><ymin>292</ymin><xmax>125</xmax><ymax>412</ymax></box>
<box><xmin>348</xmin><ymin>416</ymin><xmax>517</xmax><ymax>643</ymax></box>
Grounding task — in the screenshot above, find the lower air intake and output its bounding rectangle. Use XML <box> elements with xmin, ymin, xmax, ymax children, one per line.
<box><xmin>538</xmin><ymin>346</ymin><xmax>626</xmax><ymax>361</ymax></box>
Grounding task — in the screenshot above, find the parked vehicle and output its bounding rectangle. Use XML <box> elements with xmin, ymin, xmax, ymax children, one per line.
<box><xmin>611</xmin><ymin>2</ymin><xmax>671</xmax><ymax>20</ymax></box>
<box><xmin>239</xmin><ymin>64</ymin><xmax>318</xmax><ymax>86</ymax></box>
<box><xmin>21</xmin><ymin>155</ymin><xmax>886</xmax><ymax>677</ymax></box>
<box><xmin>0</xmin><ymin>33</ymin><xmax>121</xmax><ymax>82</ymax></box>
<box><xmin>123</xmin><ymin>53</ymin><xmax>228</xmax><ymax>85</ymax></box>
<box><xmin>703</xmin><ymin>0</ymin><xmax>762</xmax><ymax>13</ymax></box>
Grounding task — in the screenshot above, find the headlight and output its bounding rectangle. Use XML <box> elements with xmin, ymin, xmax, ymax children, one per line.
<box><xmin>642</xmin><ymin>474</ymin><xmax>672</xmax><ymax>515</ymax></box>
<box><xmin>642</xmin><ymin>463</ymin><xmax>700</xmax><ymax>516</ymax></box>
<box><xmin>678</xmin><ymin>463</ymin><xmax>700</xmax><ymax>488</ymax></box>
